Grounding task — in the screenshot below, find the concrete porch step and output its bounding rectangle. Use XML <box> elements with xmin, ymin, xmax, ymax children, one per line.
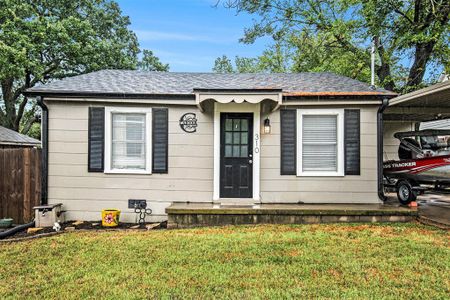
<box><xmin>166</xmin><ymin>203</ymin><xmax>418</xmax><ymax>228</ymax></box>
<box><xmin>215</xmin><ymin>198</ymin><xmax>257</xmax><ymax>206</ymax></box>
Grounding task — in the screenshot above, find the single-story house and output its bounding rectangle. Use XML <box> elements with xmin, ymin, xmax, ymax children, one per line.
<box><xmin>25</xmin><ymin>70</ymin><xmax>399</xmax><ymax>222</ymax></box>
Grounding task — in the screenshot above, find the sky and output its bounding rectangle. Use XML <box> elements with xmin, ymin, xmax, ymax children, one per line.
<box><xmin>116</xmin><ymin>0</ymin><xmax>269</xmax><ymax>72</ymax></box>
<box><xmin>115</xmin><ymin>0</ymin><xmax>442</xmax><ymax>81</ymax></box>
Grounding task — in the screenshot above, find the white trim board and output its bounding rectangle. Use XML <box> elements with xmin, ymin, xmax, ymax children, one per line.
<box><xmin>213</xmin><ymin>102</ymin><xmax>261</xmax><ymax>201</ymax></box>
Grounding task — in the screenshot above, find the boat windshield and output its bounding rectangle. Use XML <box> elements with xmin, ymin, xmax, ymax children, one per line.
<box><xmin>420</xmin><ymin>135</ymin><xmax>450</xmax><ymax>151</ymax></box>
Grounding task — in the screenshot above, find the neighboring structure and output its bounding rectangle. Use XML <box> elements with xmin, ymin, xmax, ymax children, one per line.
<box><xmin>25</xmin><ymin>70</ymin><xmax>397</xmax><ymax>222</ymax></box>
<box><xmin>0</xmin><ymin>125</ymin><xmax>40</xmax><ymax>148</ymax></box>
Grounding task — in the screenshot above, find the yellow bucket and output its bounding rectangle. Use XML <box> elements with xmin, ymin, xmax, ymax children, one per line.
<box><xmin>102</xmin><ymin>209</ymin><xmax>121</xmax><ymax>227</ymax></box>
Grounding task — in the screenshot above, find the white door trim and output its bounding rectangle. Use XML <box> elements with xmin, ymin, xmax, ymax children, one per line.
<box><xmin>213</xmin><ymin>102</ymin><xmax>261</xmax><ymax>201</ymax></box>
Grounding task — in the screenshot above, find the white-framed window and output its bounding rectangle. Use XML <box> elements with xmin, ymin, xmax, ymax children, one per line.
<box><xmin>104</xmin><ymin>107</ymin><xmax>152</xmax><ymax>174</ymax></box>
<box><xmin>297</xmin><ymin>109</ymin><xmax>344</xmax><ymax>176</ymax></box>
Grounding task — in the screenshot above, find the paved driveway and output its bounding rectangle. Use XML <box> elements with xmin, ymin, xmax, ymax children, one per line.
<box><xmin>387</xmin><ymin>193</ymin><xmax>450</xmax><ymax>227</ymax></box>
<box><xmin>416</xmin><ymin>193</ymin><xmax>450</xmax><ymax>226</ymax></box>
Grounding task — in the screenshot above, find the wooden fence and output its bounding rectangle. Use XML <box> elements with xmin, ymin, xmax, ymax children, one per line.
<box><xmin>0</xmin><ymin>147</ymin><xmax>41</xmax><ymax>224</ymax></box>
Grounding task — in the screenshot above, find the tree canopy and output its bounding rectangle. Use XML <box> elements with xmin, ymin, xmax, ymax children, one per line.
<box><xmin>214</xmin><ymin>0</ymin><xmax>450</xmax><ymax>93</ymax></box>
<box><xmin>0</xmin><ymin>0</ymin><xmax>167</xmax><ymax>136</ymax></box>
<box><xmin>138</xmin><ymin>50</ymin><xmax>169</xmax><ymax>72</ymax></box>
<box><xmin>213</xmin><ymin>55</ymin><xmax>235</xmax><ymax>73</ymax></box>
<box><xmin>213</xmin><ymin>44</ymin><xmax>290</xmax><ymax>73</ymax></box>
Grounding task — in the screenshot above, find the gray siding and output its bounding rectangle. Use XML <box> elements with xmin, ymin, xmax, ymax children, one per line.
<box><xmin>383</xmin><ymin>121</ymin><xmax>415</xmax><ymax>161</ymax></box>
<box><xmin>260</xmin><ymin>106</ymin><xmax>380</xmax><ymax>204</ymax></box>
<box><xmin>47</xmin><ymin>101</ymin><xmax>382</xmax><ymax>222</ymax></box>
<box><xmin>47</xmin><ymin>101</ymin><xmax>214</xmax><ymax>222</ymax></box>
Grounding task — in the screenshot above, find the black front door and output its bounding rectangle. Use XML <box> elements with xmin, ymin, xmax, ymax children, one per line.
<box><xmin>220</xmin><ymin>113</ymin><xmax>253</xmax><ymax>198</ymax></box>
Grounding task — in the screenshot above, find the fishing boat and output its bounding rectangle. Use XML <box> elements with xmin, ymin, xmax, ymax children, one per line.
<box><xmin>383</xmin><ymin>129</ymin><xmax>450</xmax><ymax>204</ymax></box>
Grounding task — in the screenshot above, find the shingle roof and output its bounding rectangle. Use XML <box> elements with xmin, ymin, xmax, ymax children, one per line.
<box><xmin>26</xmin><ymin>70</ymin><xmax>395</xmax><ymax>97</ymax></box>
<box><xmin>0</xmin><ymin>126</ymin><xmax>40</xmax><ymax>146</ymax></box>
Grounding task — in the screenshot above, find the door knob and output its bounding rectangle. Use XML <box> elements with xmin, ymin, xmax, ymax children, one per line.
<box><xmin>249</xmin><ymin>159</ymin><xmax>253</xmax><ymax>164</ymax></box>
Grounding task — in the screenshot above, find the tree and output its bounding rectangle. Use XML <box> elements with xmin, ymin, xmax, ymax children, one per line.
<box><xmin>0</xmin><ymin>0</ymin><xmax>140</xmax><ymax>134</ymax></box>
<box><xmin>234</xmin><ymin>56</ymin><xmax>259</xmax><ymax>73</ymax></box>
<box><xmin>213</xmin><ymin>55</ymin><xmax>234</xmax><ymax>73</ymax></box>
<box><xmin>213</xmin><ymin>44</ymin><xmax>289</xmax><ymax>73</ymax></box>
<box><xmin>213</xmin><ymin>55</ymin><xmax>254</xmax><ymax>73</ymax></box>
<box><xmin>217</xmin><ymin>0</ymin><xmax>450</xmax><ymax>92</ymax></box>
<box><xmin>253</xmin><ymin>43</ymin><xmax>289</xmax><ymax>73</ymax></box>
<box><xmin>214</xmin><ymin>35</ymin><xmax>374</xmax><ymax>80</ymax></box>
<box><xmin>137</xmin><ymin>50</ymin><xmax>169</xmax><ymax>71</ymax></box>
<box><xmin>288</xmin><ymin>30</ymin><xmax>373</xmax><ymax>83</ymax></box>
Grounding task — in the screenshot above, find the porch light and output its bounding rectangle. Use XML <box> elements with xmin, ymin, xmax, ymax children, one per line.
<box><xmin>264</xmin><ymin>118</ymin><xmax>271</xmax><ymax>134</ymax></box>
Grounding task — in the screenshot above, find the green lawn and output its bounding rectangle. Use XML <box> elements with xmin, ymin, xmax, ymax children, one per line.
<box><xmin>0</xmin><ymin>224</ymin><xmax>448</xmax><ymax>299</ymax></box>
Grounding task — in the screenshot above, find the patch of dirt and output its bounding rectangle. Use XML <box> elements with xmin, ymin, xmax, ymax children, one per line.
<box><xmin>0</xmin><ymin>220</ymin><xmax>167</xmax><ymax>240</ymax></box>
<box><xmin>286</xmin><ymin>249</ymin><xmax>303</xmax><ymax>257</ymax></box>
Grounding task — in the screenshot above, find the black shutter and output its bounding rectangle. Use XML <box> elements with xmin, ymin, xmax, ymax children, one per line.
<box><xmin>88</xmin><ymin>107</ymin><xmax>105</xmax><ymax>172</ymax></box>
<box><xmin>152</xmin><ymin>108</ymin><xmax>169</xmax><ymax>173</ymax></box>
<box><xmin>280</xmin><ymin>109</ymin><xmax>297</xmax><ymax>175</ymax></box>
<box><xmin>344</xmin><ymin>109</ymin><xmax>360</xmax><ymax>175</ymax></box>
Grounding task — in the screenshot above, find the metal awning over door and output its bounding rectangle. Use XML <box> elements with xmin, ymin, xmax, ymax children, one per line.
<box><xmin>194</xmin><ymin>89</ymin><xmax>282</xmax><ymax>112</ymax></box>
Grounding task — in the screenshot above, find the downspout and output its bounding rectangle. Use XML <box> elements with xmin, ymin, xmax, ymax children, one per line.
<box><xmin>377</xmin><ymin>98</ymin><xmax>389</xmax><ymax>201</ymax></box>
<box><xmin>36</xmin><ymin>96</ymin><xmax>48</xmax><ymax>205</ymax></box>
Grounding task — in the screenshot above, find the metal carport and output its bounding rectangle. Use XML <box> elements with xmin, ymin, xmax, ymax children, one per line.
<box><xmin>385</xmin><ymin>80</ymin><xmax>450</xmax><ymax>123</ymax></box>
<box><xmin>380</xmin><ymin>80</ymin><xmax>450</xmax><ymax>199</ymax></box>
<box><xmin>383</xmin><ymin>80</ymin><xmax>450</xmax><ymax>161</ymax></box>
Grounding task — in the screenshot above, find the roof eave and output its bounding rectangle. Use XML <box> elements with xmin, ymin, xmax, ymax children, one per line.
<box><xmin>0</xmin><ymin>141</ymin><xmax>41</xmax><ymax>147</ymax></box>
<box><xmin>283</xmin><ymin>91</ymin><xmax>397</xmax><ymax>97</ymax></box>
<box><xmin>25</xmin><ymin>90</ymin><xmax>396</xmax><ymax>99</ymax></box>
<box><xmin>23</xmin><ymin>91</ymin><xmax>196</xmax><ymax>100</ymax></box>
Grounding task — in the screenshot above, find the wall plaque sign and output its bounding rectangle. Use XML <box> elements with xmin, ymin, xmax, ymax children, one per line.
<box><xmin>179</xmin><ymin>113</ymin><xmax>198</xmax><ymax>133</ymax></box>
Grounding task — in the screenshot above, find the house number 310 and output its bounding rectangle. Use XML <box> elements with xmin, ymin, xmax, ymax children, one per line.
<box><xmin>254</xmin><ymin>134</ymin><xmax>260</xmax><ymax>153</ymax></box>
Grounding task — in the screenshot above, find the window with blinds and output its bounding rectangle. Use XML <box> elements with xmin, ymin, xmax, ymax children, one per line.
<box><xmin>302</xmin><ymin>115</ymin><xmax>337</xmax><ymax>172</ymax></box>
<box><xmin>112</xmin><ymin>113</ymin><xmax>146</xmax><ymax>170</ymax></box>
<box><xmin>297</xmin><ymin>109</ymin><xmax>344</xmax><ymax>176</ymax></box>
